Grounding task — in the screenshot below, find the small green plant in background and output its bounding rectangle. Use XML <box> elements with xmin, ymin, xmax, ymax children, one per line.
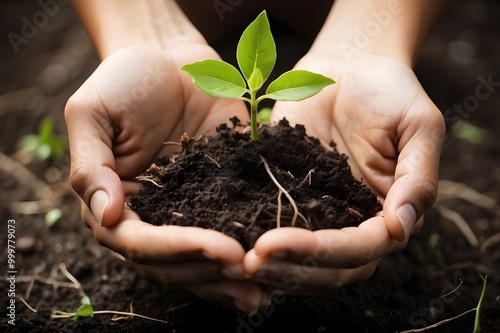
<box><xmin>258</xmin><ymin>107</ymin><xmax>273</xmax><ymax>124</ymax></box>
<box><xmin>45</xmin><ymin>208</ymin><xmax>63</xmax><ymax>228</ymax></box>
<box><xmin>19</xmin><ymin>117</ymin><xmax>68</xmax><ymax>162</ymax></box>
<box><xmin>453</xmin><ymin>120</ymin><xmax>486</xmax><ymax>145</ymax></box>
<box><xmin>53</xmin><ymin>295</ymin><xmax>94</xmax><ymax>320</ymax></box>
<box><xmin>181</xmin><ymin>10</ymin><xmax>335</xmax><ymax>141</ymax></box>
<box><xmin>473</xmin><ymin>274</ymin><xmax>487</xmax><ymax>333</ymax></box>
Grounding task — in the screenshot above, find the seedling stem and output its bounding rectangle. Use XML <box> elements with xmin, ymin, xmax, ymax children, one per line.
<box><xmin>181</xmin><ymin>10</ymin><xmax>335</xmax><ymax>141</ymax></box>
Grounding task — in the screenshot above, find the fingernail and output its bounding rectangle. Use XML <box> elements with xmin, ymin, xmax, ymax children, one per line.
<box><xmin>396</xmin><ymin>203</ymin><xmax>416</xmax><ymax>239</ymax></box>
<box><xmin>90</xmin><ymin>190</ymin><xmax>109</xmax><ymax>226</ymax></box>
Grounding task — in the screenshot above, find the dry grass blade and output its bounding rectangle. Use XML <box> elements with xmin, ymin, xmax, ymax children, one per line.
<box><xmin>436</xmin><ymin>204</ymin><xmax>479</xmax><ymax>248</ymax></box>
<box><xmin>0</xmin><ymin>150</ymin><xmax>53</xmax><ymax>199</ymax></box>
<box><xmin>17</xmin><ymin>296</ymin><xmax>38</xmax><ymax>313</ymax></box>
<box><xmin>438</xmin><ymin>179</ymin><xmax>498</xmax><ymax>214</ymax></box>
<box><xmin>480</xmin><ymin>232</ymin><xmax>500</xmax><ymax>253</ymax></box>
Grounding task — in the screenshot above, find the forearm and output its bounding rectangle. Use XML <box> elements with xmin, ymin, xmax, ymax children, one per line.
<box><xmin>72</xmin><ymin>0</ymin><xmax>205</xmax><ymax>59</ymax></box>
<box><xmin>311</xmin><ymin>0</ymin><xmax>449</xmax><ymax>66</ymax></box>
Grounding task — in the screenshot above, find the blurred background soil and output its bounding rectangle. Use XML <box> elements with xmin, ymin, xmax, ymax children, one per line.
<box><xmin>1</xmin><ymin>1</ymin><xmax>499</xmax><ymax>332</ymax></box>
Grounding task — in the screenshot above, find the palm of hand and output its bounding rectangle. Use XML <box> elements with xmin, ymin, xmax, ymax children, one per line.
<box><xmin>67</xmin><ymin>45</ymin><xmax>261</xmax><ymax>313</ymax></box>
<box><xmin>81</xmin><ymin>45</ymin><xmax>249</xmax><ymax>180</ymax></box>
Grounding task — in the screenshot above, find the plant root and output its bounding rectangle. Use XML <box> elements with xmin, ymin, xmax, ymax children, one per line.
<box><xmin>135</xmin><ymin>175</ymin><xmax>164</xmax><ymax>188</ymax></box>
<box><xmin>277</xmin><ymin>190</ymin><xmax>283</xmax><ymax>228</ymax></box>
<box><xmin>204</xmin><ymin>153</ymin><xmax>221</xmax><ymax>169</ymax></box>
<box><xmin>259</xmin><ymin>155</ymin><xmax>310</xmax><ymax>228</ymax></box>
<box><xmin>296</xmin><ymin>168</ymin><xmax>315</xmax><ymax>190</ymax></box>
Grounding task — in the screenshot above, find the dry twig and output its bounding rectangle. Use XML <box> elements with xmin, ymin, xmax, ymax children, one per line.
<box><xmin>399</xmin><ymin>308</ymin><xmax>476</xmax><ymax>333</ymax></box>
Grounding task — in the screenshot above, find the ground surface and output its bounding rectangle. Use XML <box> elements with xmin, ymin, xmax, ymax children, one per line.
<box><xmin>1</xmin><ymin>1</ymin><xmax>499</xmax><ymax>332</ymax></box>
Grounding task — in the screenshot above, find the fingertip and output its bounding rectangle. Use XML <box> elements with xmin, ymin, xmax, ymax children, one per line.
<box><xmin>90</xmin><ymin>187</ymin><xmax>124</xmax><ymax>227</ymax></box>
<box><xmin>90</xmin><ymin>190</ymin><xmax>108</xmax><ymax>226</ymax></box>
<box><xmin>385</xmin><ymin>200</ymin><xmax>417</xmax><ymax>241</ymax></box>
<box><xmin>396</xmin><ymin>203</ymin><xmax>416</xmax><ymax>239</ymax></box>
<box><xmin>243</xmin><ymin>249</ymin><xmax>262</xmax><ymax>276</ymax></box>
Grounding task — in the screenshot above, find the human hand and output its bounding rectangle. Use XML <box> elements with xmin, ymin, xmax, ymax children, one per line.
<box><xmin>244</xmin><ymin>53</ymin><xmax>445</xmax><ymax>293</ymax></box>
<box><xmin>65</xmin><ymin>45</ymin><xmax>265</xmax><ymax>312</ymax></box>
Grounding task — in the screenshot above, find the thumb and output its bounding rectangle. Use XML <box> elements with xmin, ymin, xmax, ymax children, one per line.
<box><xmin>64</xmin><ymin>92</ymin><xmax>124</xmax><ymax>227</ymax></box>
<box><xmin>384</xmin><ymin>106</ymin><xmax>446</xmax><ymax>241</ymax></box>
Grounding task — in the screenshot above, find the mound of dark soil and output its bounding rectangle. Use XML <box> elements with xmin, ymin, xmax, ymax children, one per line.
<box><xmin>130</xmin><ymin>118</ymin><xmax>381</xmax><ymax>250</ymax></box>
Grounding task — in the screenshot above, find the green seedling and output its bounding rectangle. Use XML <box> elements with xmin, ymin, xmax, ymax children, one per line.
<box><xmin>400</xmin><ymin>274</ymin><xmax>489</xmax><ymax>333</ymax></box>
<box><xmin>53</xmin><ymin>295</ymin><xmax>94</xmax><ymax>320</ymax></box>
<box><xmin>181</xmin><ymin>10</ymin><xmax>335</xmax><ymax>141</ymax></box>
<box><xmin>20</xmin><ymin>117</ymin><xmax>68</xmax><ymax>162</ymax></box>
<box><xmin>473</xmin><ymin>274</ymin><xmax>487</xmax><ymax>333</ymax></box>
<box><xmin>50</xmin><ymin>269</ymin><xmax>171</xmax><ymax>323</ymax></box>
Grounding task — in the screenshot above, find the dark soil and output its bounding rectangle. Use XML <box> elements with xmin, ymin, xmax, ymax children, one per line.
<box><xmin>130</xmin><ymin>118</ymin><xmax>381</xmax><ymax>251</ymax></box>
<box><xmin>1</xmin><ymin>1</ymin><xmax>500</xmax><ymax>333</ymax></box>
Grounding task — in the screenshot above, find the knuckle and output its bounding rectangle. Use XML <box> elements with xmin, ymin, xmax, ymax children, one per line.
<box><xmin>351</xmin><ymin>252</ymin><xmax>372</xmax><ymax>268</ymax></box>
<box><xmin>64</xmin><ymin>93</ymin><xmax>83</xmax><ymax>122</ymax></box>
<box><xmin>93</xmin><ymin>232</ymin><xmax>108</xmax><ymax>248</ymax></box>
<box><xmin>420</xmin><ymin>177</ymin><xmax>440</xmax><ymax>209</ymax></box>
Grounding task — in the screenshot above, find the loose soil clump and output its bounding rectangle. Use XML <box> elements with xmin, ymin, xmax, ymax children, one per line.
<box><xmin>130</xmin><ymin>118</ymin><xmax>381</xmax><ymax>250</ymax></box>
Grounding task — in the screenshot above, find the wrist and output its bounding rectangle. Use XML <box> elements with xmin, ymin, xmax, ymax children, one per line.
<box><xmin>73</xmin><ymin>0</ymin><xmax>206</xmax><ymax>59</ymax></box>
<box><xmin>309</xmin><ymin>0</ymin><xmax>448</xmax><ymax>67</ymax></box>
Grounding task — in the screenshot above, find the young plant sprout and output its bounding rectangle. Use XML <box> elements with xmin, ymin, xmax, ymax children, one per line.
<box><xmin>181</xmin><ymin>10</ymin><xmax>335</xmax><ymax>141</ymax></box>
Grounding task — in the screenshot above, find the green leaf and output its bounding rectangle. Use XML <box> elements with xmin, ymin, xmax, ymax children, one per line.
<box><xmin>39</xmin><ymin>118</ymin><xmax>54</xmax><ymax>143</ymax></box>
<box><xmin>453</xmin><ymin>120</ymin><xmax>485</xmax><ymax>144</ymax></box>
<box><xmin>181</xmin><ymin>59</ymin><xmax>247</xmax><ymax>98</ymax></box>
<box><xmin>45</xmin><ymin>208</ymin><xmax>62</xmax><ymax>228</ymax></box>
<box><xmin>262</xmin><ymin>70</ymin><xmax>335</xmax><ymax>101</ymax></box>
<box><xmin>20</xmin><ymin>135</ymin><xmax>40</xmax><ymax>152</ymax></box>
<box><xmin>236</xmin><ymin>10</ymin><xmax>276</xmax><ymax>87</ymax></box>
<box><xmin>72</xmin><ymin>304</ymin><xmax>94</xmax><ymax>320</ymax></box>
<box><xmin>36</xmin><ymin>143</ymin><xmax>52</xmax><ymax>161</ymax></box>
<box><xmin>248</xmin><ymin>68</ymin><xmax>264</xmax><ymax>91</ymax></box>
<box><xmin>80</xmin><ymin>295</ymin><xmax>92</xmax><ymax>306</ymax></box>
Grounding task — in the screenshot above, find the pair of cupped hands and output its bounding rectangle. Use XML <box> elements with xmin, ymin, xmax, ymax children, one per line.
<box><xmin>65</xmin><ymin>43</ymin><xmax>444</xmax><ymax>314</ymax></box>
